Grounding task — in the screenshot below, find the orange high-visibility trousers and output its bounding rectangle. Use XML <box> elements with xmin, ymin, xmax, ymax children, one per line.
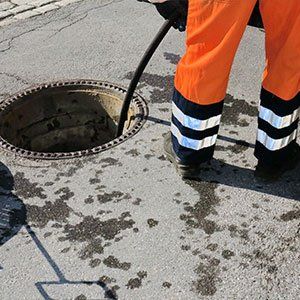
<box><xmin>175</xmin><ymin>0</ymin><xmax>300</xmax><ymax>103</ymax></box>
<box><xmin>171</xmin><ymin>0</ymin><xmax>300</xmax><ymax>165</ymax></box>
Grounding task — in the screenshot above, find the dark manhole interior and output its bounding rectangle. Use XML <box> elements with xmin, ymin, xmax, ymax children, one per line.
<box><xmin>0</xmin><ymin>80</ymin><xmax>148</xmax><ymax>159</ymax></box>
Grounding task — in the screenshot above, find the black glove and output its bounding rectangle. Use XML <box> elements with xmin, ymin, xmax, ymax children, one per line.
<box><xmin>138</xmin><ymin>0</ymin><xmax>188</xmax><ymax>32</ymax></box>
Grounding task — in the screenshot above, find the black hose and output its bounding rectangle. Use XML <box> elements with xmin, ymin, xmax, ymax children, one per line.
<box><xmin>115</xmin><ymin>18</ymin><xmax>175</xmax><ymax>137</ymax></box>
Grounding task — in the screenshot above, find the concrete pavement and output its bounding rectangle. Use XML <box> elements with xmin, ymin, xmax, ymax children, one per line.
<box><xmin>0</xmin><ymin>0</ymin><xmax>299</xmax><ymax>299</ymax></box>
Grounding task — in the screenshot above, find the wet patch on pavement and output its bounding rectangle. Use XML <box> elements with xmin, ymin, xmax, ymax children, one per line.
<box><xmin>222</xmin><ymin>250</ymin><xmax>235</xmax><ymax>260</ymax></box>
<box><xmin>228</xmin><ymin>224</ymin><xmax>250</xmax><ymax>244</ymax></box>
<box><xmin>147</xmin><ymin>218</ymin><xmax>159</xmax><ymax>228</ymax></box>
<box><xmin>125</xmin><ymin>149</ymin><xmax>140</xmax><ymax>157</ymax></box>
<box><xmin>97</xmin><ymin>191</ymin><xmax>132</xmax><ymax>204</ymax></box>
<box><xmin>280</xmin><ymin>209</ymin><xmax>300</xmax><ymax>222</ymax></box>
<box><xmin>180</xmin><ymin>180</ymin><xmax>221</xmax><ymax>235</ymax></box>
<box><xmin>27</xmin><ymin>198</ymin><xmax>72</xmax><ymax>228</ymax></box>
<box><xmin>193</xmin><ymin>255</ymin><xmax>221</xmax><ymax>296</ymax></box>
<box><xmin>179</xmin><ymin>179</ymin><xmax>223</xmax><ymax>296</ymax></box>
<box><xmin>215</xmin><ymin>141</ymin><xmax>250</xmax><ymax>155</ymax></box>
<box><xmin>126</xmin><ymin>271</ymin><xmax>148</xmax><ymax>290</ymax></box>
<box><xmin>103</xmin><ymin>256</ymin><xmax>131</xmax><ymax>271</ymax></box>
<box><xmin>163</xmin><ymin>52</ymin><xmax>181</xmax><ymax>65</ymax></box>
<box><xmin>60</xmin><ymin>213</ymin><xmax>135</xmax><ymax>262</ymax></box>
<box><xmin>162</xmin><ymin>282</ymin><xmax>172</xmax><ymax>288</ymax></box>
<box><xmin>14</xmin><ymin>172</ymin><xmax>47</xmax><ymax>199</ymax></box>
<box><xmin>222</xmin><ymin>94</ymin><xmax>257</xmax><ymax>127</ymax></box>
<box><xmin>125</xmin><ymin>72</ymin><xmax>173</xmax><ymax>104</ymax></box>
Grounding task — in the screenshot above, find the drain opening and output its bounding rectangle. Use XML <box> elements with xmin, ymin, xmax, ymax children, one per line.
<box><xmin>0</xmin><ymin>80</ymin><xmax>148</xmax><ymax>159</ymax></box>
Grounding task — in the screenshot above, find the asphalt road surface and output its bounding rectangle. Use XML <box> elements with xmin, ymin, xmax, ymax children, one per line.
<box><xmin>0</xmin><ymin>1</ymin><xmax>299</xmax><ymax>299</ymax></box>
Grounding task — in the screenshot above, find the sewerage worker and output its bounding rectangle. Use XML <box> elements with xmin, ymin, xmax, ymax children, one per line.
<box><xmin>145</xmin><ymin>0</ymin><xmax>300</xmax><ymax>180</ymax></box>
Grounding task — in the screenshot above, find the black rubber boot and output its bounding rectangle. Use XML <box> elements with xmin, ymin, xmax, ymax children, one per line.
<box><xmin>163</xmin><ymin>133</ymin><xmax>202</xmax><ymax>179</ymax></box>
<box><xmin>255</xmin><ymin>143</ymin><xmax>300</xmax><ymax>181</ymax></box>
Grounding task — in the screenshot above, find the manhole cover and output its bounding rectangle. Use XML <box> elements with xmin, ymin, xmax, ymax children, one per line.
<box><xmin>0</xmin><ymin>80</ymin><xmax>148</xmax><ymax>160</ymax></box>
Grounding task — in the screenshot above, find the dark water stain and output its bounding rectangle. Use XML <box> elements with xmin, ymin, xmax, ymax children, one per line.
<box><xmin>222</xmin><ymin>250</ymin><xmax>235</xmax><ymax>260</ymax></box>
<box><xmin>207</xmin><ymin>243</ymin><xmax>218</xmax><ymax>252</ymax></box>
<box><xmin>103</xmin><ymin>256</ymin><xmax>131</xmax><ymax>271</ymax></box>
<box><xmin>194</xmin><ymin>257</ymin><xmax>221</xmax><ymax>296</ymax></box>
<box><xmin>84</xmin><ymin>196</ymin><xmax>94</xmax><ymax>204</ymax></box>
<box><xmin>100</xmin><ymin>158</ymin><xmax>122</xmax><ymax>168</ymax></box>
<box><xmin>89</xmin><ymin>178</ymin><xmax>101</xmax><ymax>184</ymax></box>
<box><xmin>180</xmin><ymin>180</ymin><xmax>221</xmax><ymax>235</ymax></box>
<box><xmin>228</xmin><ymin>224</ymin><xmax>250</xmax><ymax>242</ymax></box>
<box><xmin>54</xmin><ymin>187</ymin><xmax>74</xmax><ymax>201</ymax></box>
<box><xmin>126</xmin><ymin>278</ymin><xmax>141</xmax><ymax>290</ymax></box>
<box><xmin>280</xmin><ymin>209</ymin><xmax>300</xmax><ymax>222</ymax></box>
<box><xmin>89</xmin><ymin>258</ymin><xmax>101</xmax><ymax>268</ymax></box>
<box><xmin>138</xmin><ymin>271</ymin><xmax>147</xmax><ymax>279</ymax></box>
<box><xmin>164</xmin><ymin>52</ymin><xmax>181</xmax><ymax>65</ymax></box>
<box><xmin>222</xmin><ymin>94</ymin><xmax>257</xmax><ymax>127</ymax></box>
<box><xmin>54</xmin><ymin>160</ymin><xmax>84</xmax><ymax>181</ymax></box>
<box><xmin>80</xmin><ymin>238</ymin><xmax>104</xmax><ymax>260</ymax></box>
<box><xmin>125</xmin><ymin>149</ymin><xmax>140</xmax><ymax>157</ymax></box>
<box><xmin>147</xmin><ymin>218</ymin><xmax>159</xmax><ymax>228</ymax></box>
<box><xmin>181</xmin><ymin>245</ymin><xmax>191</xmax><ymax>251</ymax></box>
<box><xmin>99</xmin><ymin>275</ymin><xmax>116</xmax><ymax>285</ymax></box>
<box><xmin>63</xmin><ymin>213</ymin><xmax>135</xmax><ymax>242</ymax></box>
<box><xmin>145</xmin><ymin>154</ymin><xmax>155</xmax><ymax>160</ymax></box>
<box><xmin>97</xmin><ymin>191</ymin><xmax>131</xmax><ymax>204</ymax></box>
<box><xmin>215</xmin><ymin>141</ymin><xmax>249</xmax><ymax>155</ymax></box>
<box><xmin>132</xmin><ymin>198</ymin><xmax>142</xmax><ymax>206</ymax></box>
<box><xmin>97</xmin><ymin>210</ymin><xmax>112</xmax><ymax>216</ymax></box>
<box><xmin>14</xmin><ymin>172</ymin><xmax>47</xmax><ymax>199</ymax></box>
<box><xmin>125</xmin><ymin>72</ymin><xmax>173</xmax><ymax>104</ymax></box>
<box><xmin>126</xmin><ymin>271</ymin><xmax>148</xmax><ymax>289</ymax></box>
<box><xmin>180</xmin><ymin>181</ymin><xmax>223</xmax><ymax>296</ymax></box>
<box><xmin>97</xmin><ymin>191</ymin><xmax>123</xmax><ymax>204</ymax></box>
<box><xmin>61</xmin><ymin>213</ymin><xmax>135</xmax><ymax>261</ymax></box>
<box><xmin>162</xmin><ymin>282</ymin><xmax>172</xmax><ymax>288</ymax></box>
<box><xmin>27</xmin><ymin>198</ymin><xmax>71</xmax><ymax>228</ymax></box>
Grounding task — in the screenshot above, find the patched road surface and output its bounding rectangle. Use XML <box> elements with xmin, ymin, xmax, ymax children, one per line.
<box><xmin>0</xmin><ymin>1</ymin><xmax>299</xmax><ymax>299</ymax></box>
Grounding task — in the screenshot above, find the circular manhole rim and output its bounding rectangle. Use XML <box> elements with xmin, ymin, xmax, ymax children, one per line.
<box><xmin>0</xmin><ymin>79</ymin><xmax>148</xmax><ymax>160</ymax></box>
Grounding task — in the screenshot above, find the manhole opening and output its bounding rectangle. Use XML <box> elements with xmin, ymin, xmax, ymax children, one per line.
<box><xmin>0</xmin><ymin>80</ymin><xmax>148</xmax><ymax>159</ymax></box>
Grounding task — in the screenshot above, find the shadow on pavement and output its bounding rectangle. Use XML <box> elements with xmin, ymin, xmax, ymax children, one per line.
<box><xmin>0</xmin><ymin>162</ymin><xmax>26</xmax><ymax>246</ymax></box>
<box><xmin>148</xmin><ymin>117</ymin><xmax>299</xmax><ymax>200</ymax></box>
<box><xmin>190</xmin><ymin>159</ymin><xmax>300</xmax><ymax>201</ymax></box>
<box><xmin>0</xmin><ymin>162</ymin><xmax>117</xmax><ymax>300</ymax></box>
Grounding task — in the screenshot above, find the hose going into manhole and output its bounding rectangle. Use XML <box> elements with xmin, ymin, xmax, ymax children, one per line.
<box><xmin>116</xmin><ymin>16</ymin><xmax>177</xmax><ymax>137</ymax></box>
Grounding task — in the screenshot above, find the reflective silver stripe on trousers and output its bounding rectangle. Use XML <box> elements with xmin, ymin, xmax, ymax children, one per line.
<box><xmin>257</xmin><ymin>129</ymin><xmax>298</xmax><ymax>151</ymax></box>
<box><xmin>259</xmin><ymin>106</ymin><xmax>299</xmax><ymax>129</ymax></box>
<box><xmin>171</xmin><ymin>123</ymin><xmax>217</xmax><ymax>150</ymax></box>
<box><xmin>172</xmin><ymin>102</ymin><xmax>221</xmax><ymax>131</ymax></box>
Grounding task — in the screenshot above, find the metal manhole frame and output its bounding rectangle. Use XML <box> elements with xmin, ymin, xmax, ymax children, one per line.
<box><xmin>0</xmin><ymin>79</ymin><xmax>149</xmax><ymax>160</ymax></box>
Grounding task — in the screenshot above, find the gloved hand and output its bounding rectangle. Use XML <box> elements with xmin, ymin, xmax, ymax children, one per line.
<box><xmin>138</xmin><ymin>0</ymin><xmax>188</xmax><ymax>32</ymax></box>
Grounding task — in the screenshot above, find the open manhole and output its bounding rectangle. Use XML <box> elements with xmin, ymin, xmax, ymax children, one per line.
<box><xmin>0</xmin><ymin>80</ymin><xmax>148</xmax><ymax>160</ymax></box>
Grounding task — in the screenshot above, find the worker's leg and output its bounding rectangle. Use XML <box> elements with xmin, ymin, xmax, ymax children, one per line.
<box><xmin>172</xmin><ymin>0</ymin><xmax>257</xmax><ymax>164</ymax></box>
<box><xmin>255</xmin><ymin>0</ymin><xmax>300</xmax><ymax>165</ymax></box>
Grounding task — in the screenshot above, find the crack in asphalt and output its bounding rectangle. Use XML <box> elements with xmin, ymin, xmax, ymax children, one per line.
<box><xmin>0</xmin><ymin>71</ymin><xmax>30</xmax><ymax>84</ymax></box>
<box><xmin>0</xmin><ymin>0</ymin><xmax>123</xmax><ymax>53</ymax></box>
